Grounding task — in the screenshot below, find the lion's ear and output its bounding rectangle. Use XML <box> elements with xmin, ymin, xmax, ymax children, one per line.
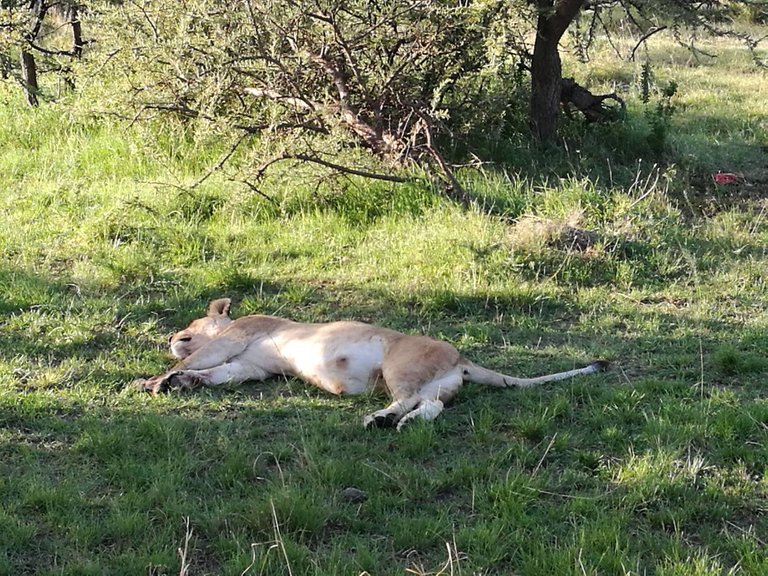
<box><xmin>207</xmin><ymin>298</ymin><xmax>232</xmax><ymax>318</ymax></box>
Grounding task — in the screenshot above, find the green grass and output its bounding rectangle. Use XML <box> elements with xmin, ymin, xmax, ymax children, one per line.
<box><xmin>1</xmin><ymin>32</ymin><xmax>768</xmax><ymax>576</ymax></box>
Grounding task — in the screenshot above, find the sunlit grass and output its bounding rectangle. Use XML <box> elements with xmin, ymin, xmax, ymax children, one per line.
<box><xmin>0</xmin><ymin>28</ymin><xmax>767</xmax><ymax>576</ymax></box>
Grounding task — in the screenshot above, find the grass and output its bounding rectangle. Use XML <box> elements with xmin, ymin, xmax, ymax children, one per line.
<box><xmin>1</xmin><ymin>31</ymin><xmax>767</xmax><ymax>576</ymax></box>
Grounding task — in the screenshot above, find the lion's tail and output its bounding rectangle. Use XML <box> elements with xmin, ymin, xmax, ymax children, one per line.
<box><xmin>460</xmin><ymin>359</ymin><xmax>608</xmax><ymax>388</ymax></box>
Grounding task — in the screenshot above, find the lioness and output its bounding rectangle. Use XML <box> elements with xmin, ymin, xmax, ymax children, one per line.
<box><xmin>137</xmin><ymin>298</ymin><xmax>607</xmax><ymax>430</ymax></box>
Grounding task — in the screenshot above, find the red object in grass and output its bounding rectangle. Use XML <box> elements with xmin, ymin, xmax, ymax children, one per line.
<box><xmin>712</xmin><ymin>172</ymin><xmax>740</xmax><ymax>184</ymax></box>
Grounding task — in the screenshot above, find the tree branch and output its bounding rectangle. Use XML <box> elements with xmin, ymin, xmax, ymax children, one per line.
<box><xmin>302</xmin><ymin>53</ymin><xmax>402</xmax><ymax>158</ymax></box>
<box><xmin>190</xmin><ymin>132</ymin><xmax>250</xmax><ymax>190</ymax></box>
<box><xmin>254</xmin><ymin>152</ymin><xmax>412</xmax><ymax>183</ymax></box>
<box><xmin>26</xmin><ymin>0</ymin><xmax>49</xmax><ymax>42</ymax></box>
<box><xmin>233</xmin><ymin>121</ymin><xmax>329</xmax><ymax>135</ymax></box>
<box><xmin>414</xmin><ymin>111</ymin><xmax>470</xmax><ymax>206</ymax></box>
<box><xmin>549</xmin><ymin>0</ymin><xmax>587</xmax><ymax>41</ymax></box>
<box><xmin>237</xmin><ymin>179</ymin><xmax>278</xmax><ymax>204</ymax></box>
<box><xmin>28</xmin><ymin>41</ymin><xmax>80</xmax><ymax>58</ymax></box>
<box><xmin>629</xmin><ymin>26</ymin><xmax>668</xmax><ymax>60</ymax></box>
<box><xmin>242</xmin><ymin>87</ymin><xmax>317</xmax><ymax>112</ymax></box>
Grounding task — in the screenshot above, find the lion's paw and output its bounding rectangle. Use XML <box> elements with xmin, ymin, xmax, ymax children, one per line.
<box><xmin>134</xmin><ymin>371</ymin><xmax>190</xmax><ymax>395</ymax></box>
<box><xmin>363</xmin><ymin>411</ymin><xmax>398</xmax><ymax>429</ymax></box>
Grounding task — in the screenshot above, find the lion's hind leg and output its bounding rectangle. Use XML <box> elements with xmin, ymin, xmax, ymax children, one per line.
<box><xmin>364</xmin><ymin>369</ymin><xmax>463</xmax><ymax>430</ymax></box>
<box><xmin>395</xmin><ymin>399</ymin><xmax>445</xmax><ymax>431</ymax></box>
<box><xmin>393</xmin><ymin>371</ymin><xmax>462</xmax><ymax>430</ymax></box>
<box><xmin>363</xmin><ymin>396</ymin><xmax>421</xmax><ymax>429</ymax></box>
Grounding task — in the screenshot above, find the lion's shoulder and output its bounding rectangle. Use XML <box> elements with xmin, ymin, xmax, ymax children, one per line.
<box><xmin>229</xmin><ymin>314</ymin><xmax>295</xmax><ymax>339</ymax></box>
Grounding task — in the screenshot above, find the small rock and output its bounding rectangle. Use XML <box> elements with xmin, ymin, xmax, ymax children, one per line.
<box><xmin>340</xmin><ymin>486</ymin><xmax>368</xmax><ymax>503</ymax></box>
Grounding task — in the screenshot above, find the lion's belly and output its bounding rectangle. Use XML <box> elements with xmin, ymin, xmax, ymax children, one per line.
<box><xmin>285</xmin><ymin>336</ymin><xmax>386</xmax><ymax>395</ymax></box>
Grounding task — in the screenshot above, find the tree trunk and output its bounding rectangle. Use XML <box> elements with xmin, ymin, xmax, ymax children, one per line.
<box><xmin>529</xmin><ymin>0</ymin><xmax>585</xmax><ymax>142</ymax></box>
<box><xmin>70</xmin><ymin>4</ymin><xmax>84</xmax><ymax>58</ymax></box>
<box><xmin>19</xmin><ymin>50</ymin><xmax>39</xmax><ymax>107</ymax></box>
<box><xmin>530</xmin><ymin>13</ymin><xmax>562</xmax><ymax>142</ymax></box>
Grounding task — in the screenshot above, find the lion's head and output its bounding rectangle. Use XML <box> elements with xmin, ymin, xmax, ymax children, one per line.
<box><xmin>169</xmin><ymin>298</ymin><xmax>233</xmax><ymax>359</ymax></box>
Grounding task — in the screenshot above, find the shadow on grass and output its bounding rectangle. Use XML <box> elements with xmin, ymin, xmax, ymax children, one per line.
<box><xmin>1</xmin><ymin>261</ymin><xmax>764</xmax><ymax>384</ymax></box>
<box><xmin>2</xmin><ymin>324</ymin><xmax>766</xmax><ymax>575</ymax></box>
<box><xmin>1</xmin><ymin>261</ymin><xmax>767</xmax><ymax>575</ymax></box>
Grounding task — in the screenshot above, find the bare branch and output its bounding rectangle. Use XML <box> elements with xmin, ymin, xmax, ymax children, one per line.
<box><xmin>28</xmin><ymin>41</ymin><xmax>79</xmax><ymax>58</ymax></box>
<box><xmin>593</xmin><ymin>10</ymin><xmax>624</xmax><ymax>60</ymax></box>
<box><xmin>254</xmin><ymin>152</ymin><xmax>412</xmax><ymax>184</ymax></box>
<box><xmin>233</xmin><ymin>121</ymin><xmax>329</xmax><ymax>134</ymax></box>
<box><xmin>190</xmin><ymin>132</ymin><xmax>251</xmax><ymax>190</ymax></box>
<box><xmin>308</xmin><ymin>7</ymin><xmax>366</xmax><ymax>99</ymax></box>
<box><xmin>307</xmin><ymin>53</ymin><xmax>353</xmax><ymax>112</ymax></box>
<box><xmin>242</xmin><ymin>87</ymin><xmax>317</xmax><ymax>112</ymax></box>
<box><xmin>629</xmin><ymin>26</ymin><xmax>668</xmax><ymax>61</ymax></box>
<box><xmin>414</xmin><ymin>111</ymin><xmax>470</xmax><ymax>206</ymax></box>
<box><xmin>128</xmin><ymin>0</ymin><xmax>159</xmax><ymax>42</ymax></box>
<box><xmin>299</xmin><ymin>53</ymin><xmax>402</xmax><ymax>157</ymax></box>
<box><xmin>237</xmin><ymin>179</ymin><xmax>278</xmax><ymax>205</ymax></box>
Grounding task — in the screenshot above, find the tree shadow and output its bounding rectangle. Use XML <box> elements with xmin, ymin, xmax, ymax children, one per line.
<box><xmin>2</xmin><ymin>264</ymin><xmax>766</xmax><ymax>575</ymax></box>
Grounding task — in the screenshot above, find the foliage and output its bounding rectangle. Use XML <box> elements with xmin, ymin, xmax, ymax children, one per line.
<box><xmin>4</xmin><ymin>0</ymin><xmax>764</xmax><ymax>184</ymax></box>
<box><xmin>1</xmin><ymin>29</ymin><xmax>768</xmax><ymax>574</ymax></box>
<box><xmin>638</xmin><ymin>61</ymin><xmax>679</xmax><ymax>156</ymax></box>
<box><xmin>0</xmin><ymin>1</ymin><xmax>84</xmax><ymax>104</ymax></box>
<box><xmin>572</xmin><ymin>0</ymin><xmax>767</xmax><ymax>66</ymax></box>
<box><xmin>87</xmin><ymin>0</ymin><xmax>525</xmax><ymax>193</ymax></box>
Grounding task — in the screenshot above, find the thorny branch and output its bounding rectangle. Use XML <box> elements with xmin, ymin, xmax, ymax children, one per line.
<box><xmin>629</xmin><ymin>26</ymin><xmax>668</xmax><ymax>60</ymax></box>
<box><xmin>103</xmin><ymin>0</ymin><xmax>768</xmax><ymax>206</ymax></box>
<box><xmin>414</xmin><ymin>110</ymin><xmax>469</xmax><ymax>205</ymax></box>
<box><xmin>253</xmin><ymin>151</ymin><xmax>413</xmax><ymax>184</ymax></box>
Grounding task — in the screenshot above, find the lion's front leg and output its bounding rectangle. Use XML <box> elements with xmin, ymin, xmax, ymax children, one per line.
<box><xmin>136</xmin><ymin>361</ymin><xmax>271</xmax><ymax>395</ymax></box>
<box><xmin>134</xmin><ymin>373</ymin><xmax>169</xmax><ymax>395</ymax></box>
<box><xmin>135</xmin><ymin>371</ymin><xmax>207</xmax><ymax>395</ymax></box>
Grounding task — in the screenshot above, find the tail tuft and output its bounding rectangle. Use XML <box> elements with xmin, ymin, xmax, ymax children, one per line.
<box><xmin>588</xmin><ymin>360</ymin><xmax>610</xmax><ymax>372</ymax></box>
